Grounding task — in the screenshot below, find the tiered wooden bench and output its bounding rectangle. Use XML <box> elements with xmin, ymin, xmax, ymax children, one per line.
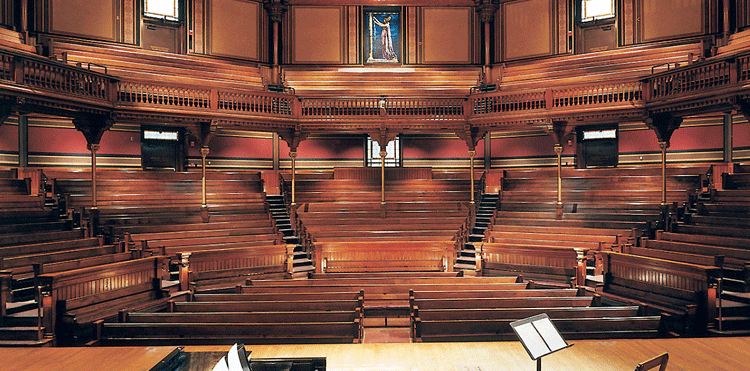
<box><xmin>282</xmin><ymin>66</ymin><xmax>481</xmax><ymax>97</ymax></box>
<box><xmin>478</xmin><ymin>243</ymin><xmax>587</xmax><ymax>286</ymax></box>
<box><xmin>0</xmin><ymin>236</ymin><xmax>111</xmax><ymax>278</ymax></box>
<box><xmin>98</xmin><ymin>289</ymin><xmax>364</xmax><ymax>345</ymax></box>
<box><xmin>48</xmin><ymin>170</ymin><xmax>272</xmax><ymax>240</ymax></box>
<box><xmin>497</xmin><ymin>42</ymin><xmax>703</xmax><ymax>91</ymax></box>
<box><xmin>598</xmin><ymin>251</ymin><xmax>720</xmax><ymax>336</ymax></box>
<box><xmin>36</xmin><ymin>255</ymin><xmax>169</xmax><ymax>345</ymax></box>
<box><xmin>245</xmin><ymin>275</ymin><xmax>524</xmax><ymax>321</ymax></box>
<box><xmin>45</xmin><ymin>38</ymin><xmax>266</xmax><ymax>92</ymax></box>
<box><xmin>313</xmin><ymin>241</ymin><xmax>457</xmax><ymax>274</ymax></box>
<box><xmin>174</xmin><ymin>244</ymin><xmax>295</xmax><ymax>291</ymax></box>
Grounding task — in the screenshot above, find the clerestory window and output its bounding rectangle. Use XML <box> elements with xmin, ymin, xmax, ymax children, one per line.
<box><xmin>144</xmin><ymin>0</ymin><xmax>180</xmax><ymax>21</ymax></box>
<box><xmin>580</xmin><ymin>0</ymin><xmax>615</xmax><ymax>22</ymax></box>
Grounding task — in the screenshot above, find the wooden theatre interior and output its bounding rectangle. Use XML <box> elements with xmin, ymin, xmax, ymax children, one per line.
<box><xmin>0</xmin><ymin>0</ymin><xmax>750</xmax><ymax>362</ymax></box>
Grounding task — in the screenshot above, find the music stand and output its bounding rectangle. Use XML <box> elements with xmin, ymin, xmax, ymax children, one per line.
<box><xmin>510</xmin><ymin>313</ymin><xmax>573</xmax><ymax>371</ymax></box>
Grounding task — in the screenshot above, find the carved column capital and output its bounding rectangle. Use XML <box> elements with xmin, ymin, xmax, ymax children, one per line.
<box><xmin>200</xmin><ymin>146</ymin><xmax>210</xmax><ymax>156</ymax></box>
<box><xmin>474</xmin><ymin>0</ymin><xmax>499</xmax><ymax>23</ymax></box>
<box><xmin>264</xmin><ymin>0</ymin><xmax>288</xmax><ymax>23</ymax></box>
<box><xmin>554</xmin><ymin>144</ymin><xmax>564</xmax><ymax>155</ymax></box>
<box><xmin>289</xmin><ymin>151</ymin><xmax>298</xmax><ymax>159</ymax></box>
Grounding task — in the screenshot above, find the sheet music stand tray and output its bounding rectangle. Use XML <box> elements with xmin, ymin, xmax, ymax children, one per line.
<box><xmin>510</xmin><ymin>313</ymin><xmax>573</xmax><ymax>371</ymax></box>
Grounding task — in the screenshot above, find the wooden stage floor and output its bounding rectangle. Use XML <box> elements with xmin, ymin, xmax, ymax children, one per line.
<box><xmin>2</xmin><ymin>337</ymin><xmax>748</xmax><ymax>371</ymax></box>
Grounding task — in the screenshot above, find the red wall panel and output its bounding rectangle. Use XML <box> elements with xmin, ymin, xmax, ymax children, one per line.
<box><xmin>669</xmin><ymin>125</ymin><xmax>722</xmax><ymax>151</ymax></box>
<box><xmin>280</xmin><ymin>137</ymin><xmax>363</xmax><ymax>159</ymax></box>
<box><xmin>403</xmin><ymin>137</ymin><xmax>479</xmax><ymax>159</ymax></box>
<box><xmin>734</xmin><ymin>121</ymin><xmax>750</xmax><ymax>148</ymax></box>
<box><xmin>0</xmin><ymin>124</ymin><xmax>18</xmax><ymax>152</ymax></box>
<box><xmin>491</xmin><ymin>135</ymin><xmax>556</xmax><ymax>158</ymax></box>
<box><xmin>207</xmin><ymin>136</ymin><xmax>273</xmax><ymax>159</ymax></box>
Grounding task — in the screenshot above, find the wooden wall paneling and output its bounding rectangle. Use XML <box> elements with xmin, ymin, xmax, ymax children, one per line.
<box><xmin>290</xmin><ymin>6</ymin><xmax>344</xmax><ymax>64</ymax></box>
<box><xmin>121</xmin><ymin>0</ymin><xmax>136</xmax><ymax>45</ymax></box>
<box><xmin>192</xmin><ymin>0</ymin><xmax>206</xmax><ymax>54</ymax></box>
<box><xmin>621</xmin><ymin>0</ymin><xmax>636</xmax><ymax>46</ymax></box>
<box><xmin>422</xmin><ymin>7</ymin><xmax>473</xmax><ymax>64</ymax></box>
<box><xmin>405</xmin><ymin>6</ymin><xmax>420</xmax><ymax>64</ymax></box>
<box><xmin>640</xmin><ymin>0</ymin><xmax>705</xmax><ymax>42</ymax></box>
<box><xmin>473</xmin><ymin>8</ymin><xmax>482</xmax><ymax>64</ymax></box>
<box><xmin>556</xmin><ymin>0</ymin><xmax>569</xmax><ymax>54</ymax></box>
<box><xmin>502</xmin><ymin>0</ymin><xmax>555</xmax><ymax>61</ymax></box>
<box><xmin>740</xmin><ymin>0</ymin><xmax>750</xmax><ymax>29</ymax></box>
<box><xmin>0</xmin><ymin>0</ymin><xmax>13</xmax><ymax>28</ymax></box>
<box><xmin>494</xmin><ymin>6</ymin><xmax>502</xmax><ymax>64</ymax></box>
<box><xmin>49</xmin><ymin>0</ymin><xmax>119</xmax><ymax>41</ymax></box>
<box><xmin>208</xmin><ymin>0</ymin><xmax>260</xmax><ymax>60</ymax></box>
<box><xmin>347</xmin><ymin>6</ymin><xmax>359</xmax><ymax>64</ymax></box>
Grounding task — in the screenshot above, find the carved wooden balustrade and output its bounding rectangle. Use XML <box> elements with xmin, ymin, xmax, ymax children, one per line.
<box><xmin>0</xmin><ymin>48</ymin><xmax>116</xmax><ymax>115</ymax></box>
<box><xmin>0</xmin><ymin>45</ymin><xmax>749</xmax><ymax>132</ymax></box>
<box><xmin>642</xmin><ymin>51</ymin><xmax>750</xmax><ymax>116</ymax></box>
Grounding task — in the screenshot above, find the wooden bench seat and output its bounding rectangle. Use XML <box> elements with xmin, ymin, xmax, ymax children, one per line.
<box><xmin>486</xmin><ymin>230</ymin><xmax>619</xmax><ymax>246</ymax></box>
<box><xmin>410</xmin><ymin>288</ymin><xmax>580</xmax><ymax>300</ymax></box>
<box><xmin>313</xmin><ymin>241</ymin><xmax>457</xmax><ymax>273</ymax></box>
<box><xmin>47</xmin><ymin>38</ymin><xmax>265</xmax><ymax>90</ymax></box>
<box><xmin>412</xmin><ymin>305</ymin><xmax>642</xmax><ymax>321</ymax></box>
<box><xmin>282</xmin><ymin>66</ymin><xmax>481</xmax><ymax>97</ymax></box>
<box><xmin>492</xmin><ymin>215</ymin><xmax>647</xmax><ymax>231</ymax></box>
<box><xmin>498</xmin><ymin>42</ymin><xmax>703</xmax><ymax>90</ymax></box>
<box><xmin>193</xmin><ymin>291</ymin><xmax>364</xmax><ymax>302</ymax></box>
<box><xmin>0</xmin><ymin>27</ymin><xmax>37</xmax><ymax>54</ymax></box>
<box><xmin>122</xmin><ymin>310</ymin><xmax>360</xmax><ymax>324</ymax></box>
<box><xmin>99</xmin><ymin>321</ymin><xmax>361</xmax><ymax>345</ymax></box>
<box><xmin>600</xmin><ymin>251</ymin><xmax>719</xmax><ymax>335</ymax></box>
<box><xmin>177</xmin><ymin>245</ymin><xmax>291</xmax><ymax>291</ymax></box>
<box><xmin>172</xmin><ymin>299</ymin><xmax>361</xmax><ymax>313</ymax></box>
<box><xmin>716</xmin><ymin>29</ymin><xmax>750</xmax><ymax>56</ymax></box>
<box><xmin>36</xmin><ymin>255</ymin><xmax>168</xmax><ymax>344</ymax></box>
<box><xmin>2</xmin><ymin>244</ymin><xmax>118</xmax><ymax>277</ymax></box>
<box><xmin>656</xmin><ymin>230</ymin><xmax>750</xmax><ymax>251</ymax></box>
<box><xmin>673</xmin><ymin>223</ymin><xmax>750</xmax><ymax>239</ymax></box>
<box><xmin>479</xmin><ymin>243</ymin><xmax>586</xmax><ymax>285</ymax></box>
<box><xmin>623</xmin><ymin>244</ymin><xmax>723</xmax><ymax>268</ymax></box>
<box><xmin>0</xmin><ymin>229</ymin><xmax>83</xmax><ymax>248</ymax></box>
<box><xmin>117</xmin><ymin>219</ymin><xmax>274</xmax><ymax>237</ymax></box>
<box><xmin>413</xmin><ymin>316</ymin><xmax>662</xmax><ymax>342</ymax></box>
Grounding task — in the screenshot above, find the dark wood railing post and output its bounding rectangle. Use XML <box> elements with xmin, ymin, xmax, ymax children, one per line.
<box><xmin>380</xmin><ymin>150</ymin><xmax>387</xmax><ymax>206</ymax></box>
<box><xmin>554</xmin><ymin>144</ymin><xmax>564</xmax><ymax>220</ymax></box>
<box><xmin>200</xmin><ymin>146</ymin><xmax>210</xmax><ymax>223</ymax></box>
<box><xmin>290</xmin><ymin>151</ymin><xmax>297</xmax><ymax>206</ymax></box>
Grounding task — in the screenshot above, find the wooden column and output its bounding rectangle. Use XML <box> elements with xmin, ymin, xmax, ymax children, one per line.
<box><xmin>646</xmin><ymin>113</ymin><xmax>682</xmax><ymax>230</ymax></box>
<box><xmin>380</xmin><ymin>150</ymin><xmax>387</xmax><ymax>205</ymax></box>
<box><xmin>200</xmin><ymin>146</ymin><xmax>210</xmax><ymax>223</ymax></box>
<box><xmin>18</xmin><ymin>115</ymin><xmax>27</xmax><ymax>167</ymax></box>
<box><xmin>265</xmin><ymin>0</ymin><xmax>288</xmax><ymax>85</ymax></box>
<box><xmin>290</xmin><ymin>151</ymin><xmax>297</xmax><ymax>206</ymax></box>
<box><xmin>724</xmin><ymin>114</ymin><xmax>733</xmax><ymax>163</ymax></box>
<box><xmin>73</xmin><ymin>113</ymin><xmax>114</xmax><ymax>237</ymax></box>
<box><xmin>659</xmin><ymin>141</ymin><xmax>668</xmax><ymax>206</ymax></box>
<box><xmin>469</xmin><ymin>150</ymin><xmax>476</xmax><ymax>205</ymax></box>
<box><xmin>555</xmin><ymin>144</ymin><xmax>564</xmax><ymax>219</ymax></box>
<box><xmin>90</xmin><ymin>143</ymin><xmax>99</xmax><ymax>209</ymax></box>
<box><xmin>476</xmin><ymin>0</ymin><xmax>499</xmax><ymax>83</ymax></box>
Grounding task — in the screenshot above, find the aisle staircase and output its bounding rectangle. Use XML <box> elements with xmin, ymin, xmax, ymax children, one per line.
<box><xmin>266</xmin><ymin>195</ymin><xmax>315</xmax><ymax>277</ymax></box>
<box><xmin>454</xmin><ymin>193</ymin><xmax>498</xmax><ymax>273</ymax></box>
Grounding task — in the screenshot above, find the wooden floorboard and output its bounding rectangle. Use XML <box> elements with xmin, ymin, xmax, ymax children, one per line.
<box><xmin>0</xmin><ymin>337</ymin><xmax>748</xmax><ymax>370</ymax></box>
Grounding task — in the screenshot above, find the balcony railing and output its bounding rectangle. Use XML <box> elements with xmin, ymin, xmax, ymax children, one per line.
<box><xmin>0</xmin><ymin>49</ymin><xmax>115</xmax><ymax>104</ymax></box>
<box><xmin>0</xmin><ymin>46</ymin><xmax>749</xmax><ymax>128</ymax></box>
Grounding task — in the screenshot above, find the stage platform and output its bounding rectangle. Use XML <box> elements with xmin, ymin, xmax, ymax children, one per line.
<box><xmin>2</xmin><ymin>337</ymin><xmax>748</xmax><ymax>371</ymax></box>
